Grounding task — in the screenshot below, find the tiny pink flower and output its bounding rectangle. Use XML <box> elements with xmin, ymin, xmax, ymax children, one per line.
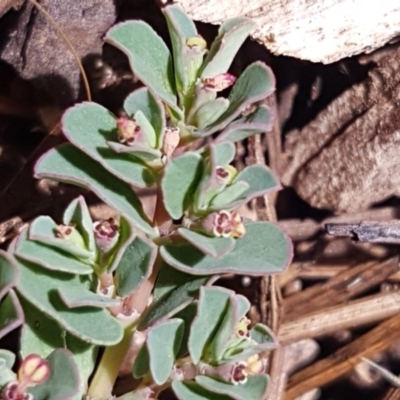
<box><xmin>213</xmin><ymin>210</ymin><xmax>246</xmax><ymax>238</ymax></box>
<box><xmin>93</xmin><ymin>218</ymin><xmax>119</xmax><ymax>254</ymax></box>
<box><xmin>215</xmin><ymin>165</ymin><xmax>237</xmax><ymax>184</ymax></box>
<box><xmin>116</xmin><ymin>117</ymin><xmax>142</xmax><ymax>145</ymax></box>
<box><xmin>231</xmin><ymin>362</ymin><xmax>248</xmax><ymax>385</ymax></box>
<box><xmin>202</xmin><ymin>73</ymin><xmax>236</xmax><ymax>92</ymax></box>
<box><xmin>162</xmin><ymin>126</ymin><xmax>180</xmax><ymax>161</ymax></box>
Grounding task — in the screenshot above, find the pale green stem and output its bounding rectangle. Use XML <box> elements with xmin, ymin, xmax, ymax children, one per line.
<box><xmin>87</xmin><ymin>321</ymin><xmax>136</xmax><ymax>399</ymax></box>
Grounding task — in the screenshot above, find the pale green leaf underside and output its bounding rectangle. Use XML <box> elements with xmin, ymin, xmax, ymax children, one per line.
<box><xmin>172</xmin><ymin>381</ymin><xmax>232</xmax><ymax>400</ymax></box>
<box><xmin>16</xmin><ymin>258</ymin><xmax>122</xmax><ymax>345</ymax></box>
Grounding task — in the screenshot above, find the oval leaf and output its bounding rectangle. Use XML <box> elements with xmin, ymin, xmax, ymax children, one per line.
<box><xmin>106</xmin><ymin>21</ymin><xmax>178</xmax><ymax>112</ymax></box>
<box><xmin>178</xmin><ymin>228</ymin><xmax>235</xmax><ymax>258</ymax></box>
<box><xmin>147</xmin><ymin>319</ymin><xmax>184</xmax><ymax>385</ymax></box>
<box><xmin>161</xmin><ymin>222</ymin><xmax>292</xmax><ymax>276</ymax></box>
<box><xmin>62</xmin><ymin>102</ymin><xmax>154</xmax><ymax>188</ymax></box>
<box><xmin>34</xmin><ymin>144</ymin><xmax>154</xmax><ymax>236</ymax></box>
<box><xmin>161</xmin><ymin>153</ymin><xmax>203</xmax><ymax>220</ymax></box>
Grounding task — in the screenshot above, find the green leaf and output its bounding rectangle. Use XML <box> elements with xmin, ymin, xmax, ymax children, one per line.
<box><xmin>106</xmin><ymin>21</ymin><xmax>178</xmax><ymax>112</ymax></box>
<box><xmin>161</xmin><ymin>152</ymin><xmax>203</xmax><ymax>220</ymax></box>
<box><xmin>15</xmin><ymin>228</ymin><xmax>93</xmax><ymax>275</ymax></box>
<box><xmin>29</xmin><ymin>216</ymin><xmax>93</xmax><ymax>260</ymax></box>
<box><xmin>63</xmin><ymin>196</ymin><xmax>96</xmax><ymax>254</ymax></box>
<box><xmin>200</xmin><ymin>62</ymin><xmax>275</xmax><ymax>136</ymax></box>
<box><xmin>0</xmin><ymin>250</ymin><xmax>19</xmax><ymax>300</ymax></box>
<box><xmin>178</xmin><ymin>228</ymin><xmax>235</xmax><ymax>258</ymax></box>
<box><xmin>135</xmin><ymin>110</ymin><xmax>157</xmax><ymax>148</ymax></box>
<box><xmin>236</xmin><ymin>295</ymin><xmax>251</xmax><ymax>320</ymax></box>
<box><xmin>138</xmin><ymin>263</ymin><xmax>209</xmax><ymax>330</ymax></box>
<box><xmin>196</xmin><ymin>375</ymin><xmax>269</xmax><ymax>400</ymax></box>
<box><xmin>34</xmin><ymin>144</ymin><xmax>155</xmax><ymax>236</ymax></box>
<box><xmin>132</xmin><ymin>345</ymin><xmax>150</xmax><ymax>379</ymax></box>
<box><xmin>164</xmin><ymin>5</ymin><xmax>198</xmax><ymax>95</ymax></box>
<box><xmin>212</xmin><ymin>141</ymin><xmax>236</xmax><ymax>167</ymax></box>
<box><xmin>28</xmin><ymin>349</ymin><xmax>80</xmax><ymax>400</ymax></box>
<box><xmin>0</xmin><ymin>290</ymin><xmax>23</xmax><ymax>340</ymax></box>
<box><xmin>15</xmin><ymin>257</ymin><xmax>123</xmax><ymax>345</ymax></box>
<box><xmin>62</xmin><ymin>102</ymin><xmax>155</xmax><ymax>188</ymax></box>
<box><xmin>232</xmin><ymin>165</ymin><xmax>280</xmax><ymax>202</ymax></box>
<box><xmin>0</xmin><ymin>349</ymin><xmax>16</xmax><ymax>386</ymax></box>
<box><xmin>174</xmin><ymin>302</ymin><xmax>198</xmax><ymax>358</ymax></box>
<box><xmin>161</xmin><ymin>221</ymin><xmax>292</xmax><ymax>276</ymax></box>
<box><xmin>188</xmin><ymin>286</ymin><xmax>232</xmax><ymax>364</ymax></box>
<box><xmin>123</xmin><ymin>88</ymin><xmax>165</xmax><ymax>148</ymax></box>
<box><xmin>20</xmin><ymin>297</ymin><xmax>97</xmax><ymax>400</ymax></box>
<box><xmin>0</xmin><ymin>349</ymin><xmax>15</xmax><ymax>369</ymax></box>
<box><xmin>172</xmin><ymin>381</ymin><xmax>233</xmax><ymax>400</ymax></box>
<box><xmin>217</xmin><ymin>105</ymin><xmax>273</xmax><ymax>142</ymax></box>
<box><xmin>147</xmin><ymin>319</ymin><xmax>184</xmax><ymax>385</ymax></box>
<box><xmin>115</xmin><ymin>235</ymin><xmax>157</xmax><ymax>298</ymax></box>
<box><xmin>57</xmin><ymin>286</ymin><xmax>120</xmax><ymax>308</ymax></box>
<box><xmin>107</xmin><ymin>141</ymin><xmax>161</xmax><ymax>162</ymax></box>
<box><xmin>194</xmin><ymin>98</ymin><xmax>230</xmax><ymax>130</ymax></box>
<box><xmin>209</xmin><ymin>181</ymin><xmax>249</xmax><ymax>209</ymax></box>
<box><xmin>200</xmin><ymin>18</ymin><xmax>254</xmax><ymax>78</ymax></box>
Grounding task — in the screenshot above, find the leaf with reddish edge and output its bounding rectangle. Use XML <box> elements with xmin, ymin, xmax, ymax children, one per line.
<box><xmin>178</xmin><ymin>228</ymin><xmax>235</xmax><ymax>258</ymax></box>
<box><xmin>0</xmin><ymin>250</ymin><xmax>19</xmax><ymax>301</ymax></box>
<box><xmin>105</xmin><ymin>21</ymin><xmax>179</xmax><ymax>115</ymax></box>
<box><xmin>163</xmin><ymin>5</ymin><xmax>198</xmax><ymax>95</ymax></box>
<box><xmin>172</xmin><ymin>380</ymin><xmax>233</xmax><ymax>400</ymax></box>
<box><xmin>198</xmin><ymin>62</ymin><xmax>275</xmax><ymax>137</ymax></box>
<box><xmin>28</xmin><ymin>216</ymin><xmax>93</xmax><ymax>260</ymax></box>
<box><xmin>216</xmin><ymin>105</ymin><xmax>274</xmax><ymax>143</ymax></box>
<box><xmin>57</xmin><ymin>287</ymin><xmax>120</xmax><ymax>308</ymax></box>
<box><xmin>15</xmin><ymin>257</ymin><xmax>123</xmax><ymax>345</ymax></box>
<box><xmin>34</xmin><ymin>144</ymin><xmax>155</xmax><ymax>236</ymax></box>
<box><xmin>200</xmin><ymin>18</ymin><xmax>255</xmax><ymax>79</ymax></box>
<box><xmin>210</xmin><ymin>165</ymin><xmax>280</xmax><ymax>211</ymax></box>
<box><xmin>15</xmin><ymin>228</ymin><xmax>93</xmax><ymax>275</ymax></box>
<box><xmin>20</xmin><ymin>297</ymin><xmax>96</xmax><ymax>400</ymax></box>
<box><xmin>160</xmin><ymin>222</ymin><xmax>292</xmax><ymax>276</ymax></box>
<box><xmin>61</xmin><ymin>102</ymin><xmax>155</xmax><ymax>188</ymax></box>
<box><xmin>212</xmin><ymin>141</ymin><xmax>236</xmax><ymax>167</ymax></box>
<box><xmin>27</xmin><ymin>349</ymin><xmax>80</xmax><ymax>400</ymax></box>
<box><xmin>123</xmin><ymin>88</ymin><xmax>165</xmax><ymax>149</ymax></box>
<box><xmin>107</xmin><ymin>141</ymin><xmax>161</xmax><ymax>161</ymax></box>
<box><xmin>0</xmin><ymin>290</ymin><xmax>24</xmax><ymax>341</ymax></box>
<box><xmin>63</xmin><ymin>195</ymin><xmax>96</xmax><ymax>254</ymax></box>
<box><xmin>195</xmin><ymin>375</ymin><xmax>269</xmax><ymax>400</ymax></box>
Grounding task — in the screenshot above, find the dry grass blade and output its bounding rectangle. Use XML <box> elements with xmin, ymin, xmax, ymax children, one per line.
<box><xmin>279</xmin><ymin>290</ymin><xmax>400</xmax><ymax>344</ymax></box>
<box><xmin>383</xmin><ymin>386</ymin><xmax>400</xmax><ymax>400</ymax></box>
<box><xmin>284</xmin><ymin>313</ymin><xmax>400</xmax><ymax>400</ymax></box>
<box><xmin>283</xmin><ymin>257</ymin><xmax>399</xmax><ymax>321</ymax></box>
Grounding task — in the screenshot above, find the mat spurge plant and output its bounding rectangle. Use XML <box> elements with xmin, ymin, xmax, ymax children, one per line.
<box><xmin>0</xmin><ymin>5</ymin><xmax>292</xmax><ymax>400</ymax></box>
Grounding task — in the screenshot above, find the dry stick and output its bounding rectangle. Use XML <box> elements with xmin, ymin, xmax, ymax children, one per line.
<box><xmin>278</xmin><ymin>290</ymin><xmax>400</xmax><ymax>344</ymax></box>
<box><xmin>282</xmin><ymin>257</ymin><xmax>399</xmax><ymax>322</ymax></box>
<box><xmin>383</xmin><ymin>385</ymin><xmax>400</xmax><ymax>399</ymax></box>
<box><xmin>284</xmin><ymin>313</ymin><xmax>400</xmax><ymax>400</ymax></box>
<box><xmin>253</xmin><ymin>93</ymin><xmax>286</xmax><ymax>400</ymax></box>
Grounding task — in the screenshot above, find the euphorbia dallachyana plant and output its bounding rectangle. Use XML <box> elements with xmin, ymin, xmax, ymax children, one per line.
<box><xmin>0</xmin><ymin>5</ymin><xmax>292</xmax><ymax>400</ymax></box>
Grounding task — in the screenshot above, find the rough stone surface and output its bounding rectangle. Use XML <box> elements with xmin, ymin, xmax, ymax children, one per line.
<box><xmin>0</xmin><ymin>0</ymin><xmax>117</xmax><ymax>106</ymax></box>
<box><xmin>281</xmin><ymin>45</ymin><xmax>400</xmax><ymax>212</ymax></box>
<box><xmin>175</xmin><ymin>0</ymin><xmax>400</xmax><ymax>64</ymax></box>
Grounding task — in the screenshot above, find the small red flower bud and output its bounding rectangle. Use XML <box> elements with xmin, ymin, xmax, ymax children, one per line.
<box><xmin>18</xmin><ymin>354</ymin><xmax>50</xmax><ymax>388</ymax></box>
<box><xmin>213</xmin><ymin>210</ymin><xmax>246</xmax><ymax>238</ymax></box>
<box><xmin>202</xmin><ymin>73</ymin><xmax>236</xmax><ymax>92</ymax></box>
